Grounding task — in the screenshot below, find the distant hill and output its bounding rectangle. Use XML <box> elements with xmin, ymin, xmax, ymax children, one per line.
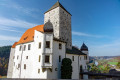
<box><xmin>0</xmin><ymin>46</ymin><xmax>11</xmax><ymax>76</ymax></box>
<box><xmin>0</xmin><ymin>46</ymin><xmax>11</xmax><ymax>58</ymax></box>
<box><xmin>89</xmin><ymin>56</ymin><xmax>120</xmax><ymax>61</ymax></box>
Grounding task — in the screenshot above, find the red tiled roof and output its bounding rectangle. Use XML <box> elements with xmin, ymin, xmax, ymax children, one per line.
<box><xmin>17</xmin><ymin>25</ymin><xmax>44</xmax><ymax>45</ymax></box>
<box><xmin>12</xmin><ymin>42</ymin><xmax>18</xmax><ymax>48</ymax></box>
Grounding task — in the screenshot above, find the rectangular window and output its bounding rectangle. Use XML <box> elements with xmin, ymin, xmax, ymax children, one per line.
<box><xmin>45</xmin><ymin>55</ymin><xmax>50</xmax><ymax>63</ymax></box>
<box><xmin>59</xmin><ymin>43</ymin><xmax>62</xmax><ymax>49</ymax></box>
<box><xmin>14</xmin><ymin>62</ymin><xmax>15</xmax><ymax>66</ymax></box>
<box><xmin>24</xmin><ymin>45</ymin><xmax>26</xmax><ymax>51</ymax></box>
<box><xmin>17</xmin><ymin>55</ymin><xmax>19</xmax><ymax>59</ymax></box>
<box><xmin>28</xmin><ymin>44</ymin><xmax>31</xmax><ymax>50</ymax></box>
<box><xmin>59</xmin><ymin>56</ymin><xmax>61</xmax><ymax>62</ymax></box>
<box><xmin>39</xmin><ymin>42</ymin><xmax>41</xmax><ymax>49</ymax></box>
<box><xmin>86</xmin><ymin>56</ymin><xmax>87</xmax><ymax>60</ymax></box>
<box><xmin>13</xmin><ymin>56</ymin><xmax>15</xmax><ymax>59</ymax></box>
<box><xmin>18</xmin><ymin>64</ymin><xmax>20</xmax><ymax>68</ymax></box>
<box><xmin>19</xmin><ymin>45</ymin><xmax>22</xmax><ymax>51</ymax></box>
<box><xmin>39</xmin><ymin>55</ymin><xmax>41</xmax><ymax>62</ymax></box>
<box><xmin>72</xmin><ymin>56</ymin><xmax>74</xmax><ymax>61</ymax></box>
<box><xmin>26</xmin><ymin>56</ymin><xmax>28</xmax><ymax>59</ymax></box>
<box><xmin>84</xmin><ymin>56</ymin><xmax>86</xmax><ymax>60</ymax></box>
<box><xmin>24</xmin><ymin>64</ymin><xmax>26</xmax><ymax>69</ymax></box>
<box><xmin>38</xmin><ymin>69</ymin><xmax>40</xmax><ymax>74</ymax></box>
<box><xmin>46</xmin><ymin>41</ymin><xmax>50</xmax><ymax>48</ymax></box>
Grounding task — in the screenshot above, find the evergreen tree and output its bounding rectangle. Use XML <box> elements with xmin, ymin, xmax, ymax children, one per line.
<box><xmin>61</xmin><ymin>58</ymin><xmax>72</xmax><ymax>79</ymax></box>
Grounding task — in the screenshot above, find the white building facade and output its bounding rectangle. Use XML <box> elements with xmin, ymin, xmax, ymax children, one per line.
<box><xmin>7</xmin><ymin>1</ymin><xmax>89</xmax><ymax>79</ymax></box>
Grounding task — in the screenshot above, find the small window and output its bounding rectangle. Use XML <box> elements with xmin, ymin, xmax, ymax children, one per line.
<box><xmin>39</xmin><ymin>55</ymin><xmax>41</xmax><ymax>62</ymax></box>
<box><xmin>59</xmin><ymin>43</ymin><xmax>62</xmax><ymax>49</ymax></box>
<box><xmin>86</xmin><ymin>56</ymin><xmax>87</xmax><ymax>60</ymax></box>
<box><xmin>14</xmin><ymin>62</ymin><xmax>15</xmax><ymax>66</ymax></box>
<box><xmin>59</xmin><ymin>56</ymin><xmax>61</xmax><ymax>62</ymax></box>
<box><xmin>24</xmin><ymin>64</ymin><xmax>26</xmax><ymax>69</ymax></box>
<box><xmin>38</xmin><ymin>69</ymin><xmax>40</xmax><ymax>74</ymax></box>
<box><xmin>28</xmin><ymin>44</ymin><xmax>31</xmax><ymax>50</ymax></box>
<box><xmin>84</xmin><ymin>56</ymin><xmax>86</xmax><ymax>60</ymax></box>
<box><xmin>17</xmin><ymin>56</ymin><xmax>19</xmax><ymax>59</ymax></box>
<box><xmin>45</xmin><ymin>55</ymin><xmax>50</xmax><ymax>63</ymax></box>
<box><xmin>39</xmin><ymin>42</ymin><xmax>41</xmax><ymax>49</ymax></box>
<box><xmin>80</xmin><ymin>57</ymin><xmax>81</xmax><ymax>60</ymax></box>
<box><xmin>13</xmin><ymin>56</ymin><xmax>15</xmax><ymax>59</ymax></box>
<box><xmin>19</xmin><ymin>45</ymin><xmax>22</xmax><ymax>51</ymax></box>
<box><xmin>18</xmin><ymin>64</ymin><xmax>20</xmax><ymax>68</ymax></box>
<box><xmin>72</xmin><ymin>56</ymin><xmax>74</xmax><ymax>61</ymax></box>
<box><xmin>26</xmin><ymin>56</ymin><xmax>28</xmax><ymax>59</ymax></box>
<box><xmin>46</xmin><ymin>41</ymin><xmax>50</xmax><ymax>48</ymax></box>
<box><xmin>24</xmin><ymin>45</ymin><xmax>26</xmax><ymax>51</ymax></box>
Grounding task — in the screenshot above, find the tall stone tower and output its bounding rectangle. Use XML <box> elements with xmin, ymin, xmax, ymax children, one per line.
<box><xmin>44</xmin><ymin>1</ymin><xmax>72</xmax><ymax>49</ymax></box>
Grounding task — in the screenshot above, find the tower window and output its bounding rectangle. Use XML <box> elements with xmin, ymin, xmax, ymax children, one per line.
<box><xmin>59</xmin><ymin>56</ymin><xmax>61</xmax><ymax>62</ymax></box>
<box><xmin>72</xmin><ymin>56</ymin><xmax>74</xmax><ymax>61</ymax></box>
<box><xmin>45</xmin><ymin>55</ymin><xmax>50</xmax><ymax>63</ymax></box>
<box><xmin>39</xmin><ymin>55</ymin><xmax>41</xmax><ymax>62</ymax></box>
<box><xmin>26</xmin><ymin>56</ymin><xmax>28</xmax><ymax>59</ymax></box>
<box><xmin>19</xmin><ymin>45</ymin><xmax>22</xmax><ymax>51</ymax></box>
<box><xmin>28</xmin><ymin>44</ymin><xmax>31</xmax><ymax>50</ymax></box>
<box><xmin>38</xmin><ymin>69</ymin><xmax>40</xmax><ymax>74</ymax></box>
<box><xmin>14</xmin><ymin>62</ymin><xmax>15</xmax><ymax>66</ymax></box>
<box><xmin>24</xmin><ymin>45</ymin><xmax>26</xmax><ymax>51</ymax></box>
<box><xmin>24</xmin><ymin>64</ymin><xmax>26</xmax><ymax>69</ymax></box>
<box><xmin>46</xmin><ymin>41</ymin><xmax>50</xmax><ymax>48</ymax></box>
<box><xmin>39</xmin><ymin>42</ymin><xmax>41</xmax><ymax>49</ymax></box>
<box><xmin>59</xmin><ymin>43</ymin><xmax>62</xmax><ymax>49</ymax></box>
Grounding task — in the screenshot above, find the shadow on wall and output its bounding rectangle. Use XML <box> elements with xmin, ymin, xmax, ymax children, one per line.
<box><xmin>44</xmin><ymin>20</ymin><xmax>53</xmax><ymax>32</ymax></box>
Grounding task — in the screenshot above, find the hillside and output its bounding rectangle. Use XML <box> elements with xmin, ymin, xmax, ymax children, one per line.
<box><xmin>0</xmin><ymin>46</ymin><xmax>11</xmax><ymax>76</ymax></box>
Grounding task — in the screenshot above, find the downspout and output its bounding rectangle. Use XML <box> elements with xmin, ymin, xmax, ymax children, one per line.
<box><xmin>19</xmin><ymin>44</ymin><xmax>24</xmax><ymax>78</ymax></box>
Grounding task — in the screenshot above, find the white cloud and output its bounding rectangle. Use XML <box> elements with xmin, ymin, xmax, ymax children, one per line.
<box><xmin>0</xmin><ymin>17</ymin><xmax>38</xmax><ymax>29</ymax></box>
<box><xmin>89</xmin><ymin>40</ymin><xmax>120</xmax><ymax>56</ymax></box>
<box><xmin>0</xmin><ymin>26</ymin><xmax>22</xmax><ymax>33</ymax></box>
<box><xmin>0</xmin><ymin>1</ymin><xmax>40</xmax><ymax>18</ymax></box>
<box><xmin>0</xmin><ymin>35</ymin><xmax>20</xmax><ymax>41</ymax></box>
<box><xmin>72</xmin><ymin>31</ymin><xmax>105</xmax><ymax>38</ymax></box>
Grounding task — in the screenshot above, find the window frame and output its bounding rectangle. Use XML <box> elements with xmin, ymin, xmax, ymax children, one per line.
<box><xmin>46</xmin><ymin>41</ymin><xmax>50</xmax><ymax>48</ymax></box>
<box><xmin>45</xmin><ymin>55</ymin><xmax>50</xmax><ymax>63</ymax></box>
<box><xmin>24</xmin><ymin>64</ymin><xmax>26</xmax><ymax>69</ymax></box>
<box><xmin>72</xmin><ymin>56</ymin><xmax>74</xmax><ymax>61</ymax></box>
<box><xmin>59</xmin><ymin>43</ymin><xmax>62</xmax><ymax>49</ymax></box>
<box><xmin>24</xmin><ymin>45</ymin><xmax>26</xmax><ymax>51</ymax></box>
<box><xmin>28</xmin><ymin>44</ymin><xmax>31</xmax><ymax>50</ymax></box>
<box><xmin>39</xmin><ymin>42</ymin><xmax>41</xmax><ymax>49</ymax></box>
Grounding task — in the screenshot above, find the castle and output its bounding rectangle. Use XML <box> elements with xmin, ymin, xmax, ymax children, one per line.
<box><xmin>7</xmin><ymin>1</ymin><xmax>89</xmax><ymax>79</ymax></box>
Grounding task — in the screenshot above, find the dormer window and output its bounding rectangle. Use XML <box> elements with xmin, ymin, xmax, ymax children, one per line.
<box><xmin>24</xmin><ymin>36</ymin><xmax>28</xmax><ymax>40</ymax></box>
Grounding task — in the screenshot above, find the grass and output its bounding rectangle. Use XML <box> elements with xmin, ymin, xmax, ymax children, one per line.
<box><xmin>0</xmin><ymin>76</ymin><xmax>7</xmax><ymax>78</ymax></box>
<box><xmin>108</xmin><ymin>62</ymin><xmax>118</xmax><ymax>65</ymax></box>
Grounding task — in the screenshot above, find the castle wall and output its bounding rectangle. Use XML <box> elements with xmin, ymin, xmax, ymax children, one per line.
<box><xmin>47</xmin><ymin>41</ymin><xmax>66</xmax><ymax>79</ymax></box>
<box><xmin>44</xmin><ymin>7</ymin><xmax>72</xmax><ymax>49</ymax></box>
<box><xmin>59</xmin><ymin>7</ymin><xmax>72</xmax><ymax>49</ymax></box>
<box><xmin>66</xmin><ymin>54</ymin><xmax>79</xmax><ymax>79</ymax></box>
<box><xmin>7</xmin><ymin>48</ymin><xmax>15</xmax><ymax>78</ymax></box>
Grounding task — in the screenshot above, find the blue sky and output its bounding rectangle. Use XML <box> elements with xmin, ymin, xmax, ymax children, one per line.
<box><xmin>0</xmin><ymin>0</ymin><xmax>120</xmax><ymax>56</ymax></box>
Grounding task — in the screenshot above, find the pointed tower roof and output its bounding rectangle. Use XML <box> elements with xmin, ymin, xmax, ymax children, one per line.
<box><xmin>80</xmin><ymin>43</ymin><xmax>88</xmax><ymax>51</ymax></box>
<box><xmin>45</xmin><ymin>1</ymin><xmax>71</xmax><ymax>15</ymax></box>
